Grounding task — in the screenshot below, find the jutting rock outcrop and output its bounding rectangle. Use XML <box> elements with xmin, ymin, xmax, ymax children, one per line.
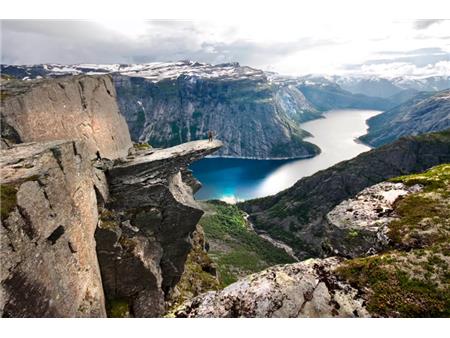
<box><xmin>0</xmin><ymin>141</ymin><xmax>106</xmax><ymax>317</ymax></box>
<box><xmin>96</xmin><ymin>140</ymin><xmax>222</xmax><ymax>317</ymax></box>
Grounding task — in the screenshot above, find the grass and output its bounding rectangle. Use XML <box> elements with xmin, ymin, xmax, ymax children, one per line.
<box><xmin>336</xmin><ymin>254</ymin><xmax>450</xmax><ymax>317</ymax></box>
<box><xmin>0</xmin><ymin>184</ymin><xmax>18</xmax><ymax>220</ymax></box>
<box><xmin>133</xmin><ymin>142</ymin><xmax>152</xmax><ymax>151</ymax></box>
<box><xmin>335</xmin><ymin>163</ymin><xmax>450</xmax><ymax>317</ymax></box>
<box><xmin>106</xmin><ymin>298</ymin><xmax>130</xmax><ymax>318</ymax></box>
<box><xmin>1</xmin><ymin>176</ymin><xmax>40</xmax><ymax>220</ymax></box>
<box><xmin>199</xmin><ymin>201</ymin><xmax>295</xmax><ymax>287</ymax></box>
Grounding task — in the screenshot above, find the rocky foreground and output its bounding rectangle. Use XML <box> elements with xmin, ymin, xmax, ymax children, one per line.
<box><xmin>176</xmin><ymin>164</ymin><xmax>450</xmax><ymax>318</ymax></box>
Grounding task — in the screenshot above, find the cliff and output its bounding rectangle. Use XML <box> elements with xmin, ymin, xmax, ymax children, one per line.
<box><xmin>240</xmin><ymin>129</ymin><xmax>450</xmax><ymax>259</ymax></box>
<box><xmin>113</xmin><ymin>69</ymin><xmax>320</xmax><ymax>159</ymax></box>
<box><xmin>0</xmin><ymin>141</ymin><xmax>106</xmax><ymax>317</ymax></box>
<box><xmin>359</xmin><ymin>90</ymin><xmax>450</xmax><ymax>147</ymax></box>
<box><xmin>0</xmin><ymin>74</ymin><xmax>222</xmax><ymax>317</ymax></box>
<box><xmin>0</xmin><ymin>74</ymin><xmax>132</xmax><ymax>159</ymax></box>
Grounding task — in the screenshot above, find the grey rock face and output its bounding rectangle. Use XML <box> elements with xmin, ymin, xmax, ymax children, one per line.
<box><xmin>0</xmin><ymin>141</ymin><xmax>106</xmax><ymax>317</ymax></box>
<box><xmin>0</xmin><ymin>74</ymin><xmax>132</xmax><ymax>159</ymax></box>
<box><xmin>360</xmin><ymin>90</ymin><xmax>450</xmax><ymax>147</ymax></box>
<box><xmin>175</xmin><ymin>257</ymin><xmax>369</xmax><ymax>318</ymax></box>
<box><xmin>114</xmin><ymin>73</ymin><xmax>319</xmax><ymax>159</ymax></box>
<box><xmin>96</xmin><ymin>140</ymin><xmax>222</xmax><ymax>317</ymax></box>
<box><xmin>324</xmin><ymin>182</ymin><xmax>423</xmax><ymax>257</ymax></box>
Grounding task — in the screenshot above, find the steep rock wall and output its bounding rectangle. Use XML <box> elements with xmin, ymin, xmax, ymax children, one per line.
<box><xmin>0</xmin><ymin>75</ymin><xmax>132</xmax><ymax>159</ymax></box>
<box><xmin>0</xmin><ymin>141</ymin><xmax>106</xmax><ymax>317</ymax></box>
<box><xmin>114</xmin><ymin>74</ymin><xmax>319</xmax><ymax>159</ymax></box>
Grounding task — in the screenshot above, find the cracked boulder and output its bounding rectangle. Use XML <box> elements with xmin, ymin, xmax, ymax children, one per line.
<box><xmin>175</xmin><ymin>257</ymin><xmax>369</xmax><ymax>318</ymax></box>
<box><xmin>0</xmin><ymin>140</ymin><xmax>106</xmax><ymax>317</ymax></box>
<box><xmin>323</xmin><ymin>182</ymin><xmax>423</xmax><ymax>257</ymax></box>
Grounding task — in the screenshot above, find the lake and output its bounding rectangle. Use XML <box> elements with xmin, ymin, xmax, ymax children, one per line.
<box><xmin>190</xmin><ymin>109</ymin><xmax>381</xmax><ymax>202</ymax></box>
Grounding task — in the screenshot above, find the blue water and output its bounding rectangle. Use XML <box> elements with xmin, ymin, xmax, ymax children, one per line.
<box><xmin>190</xmin><ymin>109</ymin><xmax>381</xmax><ymax>202</ymax></box>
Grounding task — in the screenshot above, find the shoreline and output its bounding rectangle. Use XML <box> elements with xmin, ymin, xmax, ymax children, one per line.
<box><xmin>204</xmin><ymin>152</ymin><xmax>318</xmax><ymax>161</ymax></box>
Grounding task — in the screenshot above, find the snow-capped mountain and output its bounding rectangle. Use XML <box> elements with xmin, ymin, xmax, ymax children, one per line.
<box><xmin>333</xmin><ymin>75</ymin><xmax>450</xmax><ymax>98</ymax></box>
<box><xmin>2</xmin><ymin>61</ymin><xmax>266</xmax><ymax>82</ymax></box>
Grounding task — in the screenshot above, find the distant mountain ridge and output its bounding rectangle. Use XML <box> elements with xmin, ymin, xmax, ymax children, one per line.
<box><xmin>359</xmin><ymin>89</ymin><xmax>450</xmax><ymax>147</ymax></box>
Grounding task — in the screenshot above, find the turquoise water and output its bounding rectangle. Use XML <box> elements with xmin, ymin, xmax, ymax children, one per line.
<box><xmin>190</xmin><ymin>109</ymin><xmax>381</xmax><ymax>202</ymax></box>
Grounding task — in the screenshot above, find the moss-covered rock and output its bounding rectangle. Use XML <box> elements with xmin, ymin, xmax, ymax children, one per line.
<box><xmin>335</xmin><ymin>163</ymin><xmax>450</xmax><ymax>317</ymax></box>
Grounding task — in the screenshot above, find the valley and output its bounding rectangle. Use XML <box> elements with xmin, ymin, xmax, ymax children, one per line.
<box><xmin>190</xmin><ymin>109</ymin><xmax>380</xmax><ymax>201</ymax></box>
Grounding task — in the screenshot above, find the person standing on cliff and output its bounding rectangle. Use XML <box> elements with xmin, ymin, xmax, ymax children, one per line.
<box><xmin>208</xmin><ymin>130</ymin><xmax>214</xmax><ymax>142</ymax></box>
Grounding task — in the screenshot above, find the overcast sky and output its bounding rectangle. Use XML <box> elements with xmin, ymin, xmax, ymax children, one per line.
<box><xmin>1</xmin><ymin>19</ymin><xmax>449</xmax><ymax>77</ymax></box>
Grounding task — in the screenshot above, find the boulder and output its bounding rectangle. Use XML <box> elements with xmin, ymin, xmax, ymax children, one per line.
<box><xmin>175</xmin><ymin>257</ymin><xmax>369</xmax><ymax>318</ymax></box>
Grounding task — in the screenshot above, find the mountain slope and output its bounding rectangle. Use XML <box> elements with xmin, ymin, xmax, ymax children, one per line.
<box><xmin>113</xmin><ymin>70</ymin><xmax>320</xmax><ymax>159</ymax></box>
<box><xmin>239</xmin><ymin>129</ymin><xmax>450</xmax><ymax>259</ymax></box>
<box><xmin>359</xmin><ymin>90</ymin><xmax>450</xmax><ymax>147</ymax></box>
<box><xmin>296</xmin><ymin>83</ymin><xmax>394</xmax><ymax>111</ymax></box>
<box><xmin>335</xmin><ymin>75</ymin><xmax>450</xmax><ymax>98</ymax></box>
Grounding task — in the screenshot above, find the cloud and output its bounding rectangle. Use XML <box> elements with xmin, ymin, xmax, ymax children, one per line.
<box><xmin>413</xmin><ymin>19</ymin><xmax>446</xmax><ymax>30</ymax></box>
<box><xmin>0</xmin><ymin>20</ymin><xmax>338</xmax><ymax>71</ymax></box>
<box><xmin>350</xmin><ymin>60</ymin><xmax>450</xmax><ymax>78</ymax></box>
<box><xmin>1</xmin><ymin>19</ymin><xmax>450</xmax><ymax>78</ymax></box>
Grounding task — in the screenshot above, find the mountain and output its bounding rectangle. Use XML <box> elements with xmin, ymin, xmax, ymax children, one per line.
<box><xmin>359</xmin><ymin>90</ymin><xmax>450</xmax><ymax>147</ymax></box>
<box><xmin>334</xmin><ymin>75</ymin><xmax>450</xmax><ymax>98</ymax></box>
<box><xmin>296</xmin><ymin>82</ymin><xmax>394</xmax><ymax>111</ymax></box>
<box><xmin>1</xmin><ymin>62</ymin><xmax>324</xmax><ymax>159</ymax></box>
<box><xmin>239</xmin><ymin>129</ymin><xmax>450</xmax><ymax>259</ymax></box>
<box><xmin>1</xmin><ymin>62</ymin><xmax>406</xmax><ymax>159</ymax></box>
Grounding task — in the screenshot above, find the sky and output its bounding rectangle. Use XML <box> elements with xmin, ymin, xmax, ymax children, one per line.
<box><xmin>1</xmin><ymin>19</ymin><xmax>450</xmax><ymax>78</ymax></box>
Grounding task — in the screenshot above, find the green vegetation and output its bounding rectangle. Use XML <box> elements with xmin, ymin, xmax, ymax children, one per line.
<box><xmin>390</xmin><ymin>163</ymin><xmax>450</xmax><ymax>195</ymax></box>
<box><xmin>336</xmin><ymin>163</ymin><xmax>450</xmax><ymax>317</ymax></box>
<box><xmin>133</xmin><ymin>142</ymin><xmax>152</xmax><ymax>151</ymax></box>
<box><xmin>106</xmin><ymin>298</ymin><xmax>130</xmax><ymax>318</ymax></box>
<box><xmin>0</xmin><ymin>89</ymin><xmax>10</xmax><ymax>101</ymax></box>
<box><xmin>1</xmin><ymin>175</ymin><xmax>42</xmax><ymax>220</ymax></box>
<box><xmin>167</xmin><ymin>234</ymin><xmax>220</xmax><ymax>315</ymax></box>
<box><xmin>336</xmin><ymin>253</ymin><xmax>450</xmax><ymax>317</ymax></box>
<box><xmin>199</xmin><ymin>201</ymin><xmax>295</xmax><ymax>286</ymax></box>
<box><xmin>0</xmin><ymin>184</ymin><xmax>18</xmax><ymax>220</ymax></box>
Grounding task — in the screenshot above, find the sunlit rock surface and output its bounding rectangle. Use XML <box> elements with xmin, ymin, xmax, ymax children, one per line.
<box><xmin>175</xmin><ymin>257</ymin><xmax>369</xmax><ymax>318</ymax></box>
<box><xmin>0</xmin><ymin>74</ymin><xmax>132</xmax><ymax>159</ymax></box>
<box><xmin>0</xmin><ymin>141</ymin><xmax>106</xmax><ymax>317</ymax></box>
